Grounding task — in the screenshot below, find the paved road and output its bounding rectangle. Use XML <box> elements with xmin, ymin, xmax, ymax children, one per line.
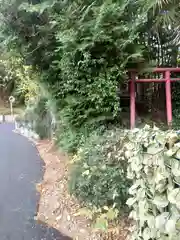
<box><xmin>0</xmin><ymin>124</ymin><xmax>71</xmax><ymax>240</ymax></box>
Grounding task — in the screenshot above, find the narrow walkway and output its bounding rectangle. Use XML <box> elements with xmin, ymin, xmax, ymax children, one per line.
<box><xmin>0</xmin><ymin>124</ymin><xmax>71</xmax><ymax>240</ymax></box>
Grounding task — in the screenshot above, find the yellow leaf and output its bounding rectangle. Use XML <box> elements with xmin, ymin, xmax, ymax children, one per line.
<box><xmin>106</xmin><ymin>208</ymin><xmax>119</xmax><ymax>220</ymax></box>
<box><xmin>103</xmin><ymin>206</ymin><xmax>109</xmax><ymax>211</ymax></box>
<box><xmin>73</xmin><ymin>208</ymin><xmax>93</xmax><ymax>219</ymax></box>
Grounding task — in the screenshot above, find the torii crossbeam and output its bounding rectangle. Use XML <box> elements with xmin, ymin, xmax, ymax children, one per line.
<box><xmin>129</xmin><ymin>68</ymin><xmax>180</xmax><ymax>129</ymax></box>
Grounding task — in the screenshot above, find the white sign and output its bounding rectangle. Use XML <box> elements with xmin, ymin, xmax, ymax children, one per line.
<box><xmin>9</xmin><ymin>96</ymin><xmax>15</xmax><ymax>118</ymax></box>
<box><xmin>9</xmin><ymin>96</ymin><xmax>15</xmax><ymax>103</ymax></box>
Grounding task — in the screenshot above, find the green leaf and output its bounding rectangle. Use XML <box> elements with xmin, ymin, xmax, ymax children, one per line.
<box><xmin>136</xmin><ymin>188</ymin><xmax>146</xmax><ymax>199</ymax></box>
<box><xmin>153</xmin><ymin>195</ymin><xmax>169</xmax><ymax>208</ymax></box>
<box><xmin>155</xmin><ymin>212</ymin><xmax>170</xmax><ymax>231</ymax></box>
<box><xmin>82</xmin><ymin>170</ymin><xmax>90</xmax><ymax>176</ymax></box>
<box><xmin>165</xmin><ymin>145</ymin><xmax>179</xmax><ymax>157</ymax></box>
<box><xmin>126</xmin><ymin>197</ymin><xmax>137</xmax><ymax>206</ymax></box>
<box><xmin>156</xmin><ymin>134</ymin><xmax>166</xmax><ymax>145</ymax></box>
<box><xmin>128</xmin><ymin>180</ymin><xmax>140</xmax><ymax>195</ymax></box>
<box><xmin>131</xmin><ymin>158</ymin><xmax>143</xmax><ymax>172</ymax></box>
<box><xmin>176</xmin><ymin>149</ymin><xmax>180</xmax><ymax>159</ymax></box>
<box><xmin>147</xmin><ymin>144</ymin><xmax>162</xmax><ymax>154</ymax></box>
<box><xmin>165</xmin><ymin>219</ymin><xmax>176</xmax><ymax>234</ymax></box>
<box><xmin>143</xmin><ymin>155</ymin><xmax>153</xmax><ymax>166</ymax></box>
<box><xmin>171</xmin><ymin>160</ymin><xmax>180</xmax><ymax>177</ymax></box>
<box><xmin>168</xmin><ymin>188</ymin><xmax>180</xmax><ymax>205</ymax></box>
<box><xmin>156</xmin><ymin>180</ymin><xmax>167</xmax><ymax>193</ymax></box>
<box><xmin>139</xmin><ymin>200</ymin><xmax>149</xmax><ymax>215</ymax></box>
<box><xmin>129</xmin><ymin>210</ymin><xmax>138</xmax><ymax>220</ymax></box>
<box><xmin>143</xmin><ymin>227</ymin><xmax>151</xmax><ymax>240</ymax></box>
<box><xmin>166</xmin><ymin>149</ymin><xmax>175</xmax><ymax>157</ymax></box>
<box><xmin>176</xmin><ymin>219</ymin><xmax>180</xmax><ymax>231</ymax></box>
<box><xmin>146</xmin><ymin>215</ymin><xmax>155</xmax><ymax>228</ymax></box>
<box><xmin>94</xmin><ymin>216</ymin><xmax>108</xmax><ymax>231</ymax></box>
<box><xmin>154</xmin><ymin>167</ymin><xmax>168</xmax><ymax>184</ymax></box>
<box><xmin>174</xmin><ymin>176</ymin><xmax>180</xmax><ymax>185</ymax></box>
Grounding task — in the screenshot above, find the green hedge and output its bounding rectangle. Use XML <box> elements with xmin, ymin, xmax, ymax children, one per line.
<box><xmin>69</xmin><ymin>127</ymin><xmax>130</xmax><ymax>211</ymax></box>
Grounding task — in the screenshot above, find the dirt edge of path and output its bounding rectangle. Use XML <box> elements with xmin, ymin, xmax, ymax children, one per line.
<box><xmin>35</xmin><ymin>140</ymin><xmax>130</xmax><ymax>240</ymax></box>
<box><xmin>35</xmin><ymin>140</ymin><xmax>101</xmax><ymax>240</ymax></box>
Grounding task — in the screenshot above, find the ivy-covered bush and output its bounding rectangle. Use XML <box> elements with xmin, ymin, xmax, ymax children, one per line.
<box><xmin>69</xmin><ymin>127</ymin><xmax>130</xmax><ymax>211</ymax></box>
<box><xmin>126</xmin><ymin>126</ymin><xmax>180</xmax><ymax>240</ymax></box>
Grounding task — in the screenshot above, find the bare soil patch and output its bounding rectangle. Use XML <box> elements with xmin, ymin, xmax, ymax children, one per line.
<box><xmin>35</xmin><ymin>140</ymin><xmax>129</xmax><ymax>240</ymax></box>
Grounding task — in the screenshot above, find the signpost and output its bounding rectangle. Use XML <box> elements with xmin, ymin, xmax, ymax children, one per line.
<box><xmin>9</xmin><ymin>96</ymin><xmax>15</xmax><ymax>121</ymax></box>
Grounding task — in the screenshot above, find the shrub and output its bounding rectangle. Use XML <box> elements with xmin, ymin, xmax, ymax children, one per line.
<box><xmin>126</xmin><ymin>126</ymin><xmax>180</xmax><ymax>240</ymax></box>
<box><xmin>18</xmin><ymin>95</ymin><xmax>57</xmax><ymax>139</ymax></box>
<box><xmin>55</xmin><ymin>125</ymin><xmax>82</xmax><ymax>153</ymax></box>
<box><xmin>55</xmin><ymin>115</ymin><xmax>108</xmax><ymax>153</ymax></box>
<box><xmin>29</xmin><ymin>97</ymin><xmax>56</xmax><ymax>139</ymax></box>
<box><xmin>69</xmin><ymin>127</ymin><xmax>130</xmax><ymax>211</ymax></box>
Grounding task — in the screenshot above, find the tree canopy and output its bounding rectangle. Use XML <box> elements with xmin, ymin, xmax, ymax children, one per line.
<box><xmin>0</xmin><ymin>0</ymin><xmax>179</xmax><ymax>149</ymax></box>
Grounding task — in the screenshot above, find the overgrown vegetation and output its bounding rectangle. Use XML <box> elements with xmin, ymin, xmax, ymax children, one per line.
<box><xmin>70</xmin><ymin>128</ymin><xmax>130</xmax><ymax>230</ymax></box>
<box><xmin>69</xmin><ymin>127</ymin><xmax>130</xmax><ymax>226</ymax></box>
<box><xmin>0</xmin><ymin>0</ymin><xmax>180</xmax><ymax>237</ymax></box>
<box><xmin>0</xmin><ymin>0</ymin><xmax>179</xmax><ymax>147</ymax></box>
<box><xmin>0</xmin><ymin>0</ymin><xmax>157</xmax><ymax>151</ymax></box>
<box><xmin>126</xmin><ymin>126</ymin><xmax>180</xmax><ymax>239</ymax></box>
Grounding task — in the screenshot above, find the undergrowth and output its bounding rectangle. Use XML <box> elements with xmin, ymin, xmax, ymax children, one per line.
<box><xmin>69</xmin><ymin>127</ymin><xmax>130</xmax><ymax>229</ymax></box>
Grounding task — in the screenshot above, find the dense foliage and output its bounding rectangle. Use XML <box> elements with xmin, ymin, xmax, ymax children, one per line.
<box><xmin>126</xmin><ymin>126</ymin><xmax>180</xmax><ymax>240</ymax></box>
<box><xmin>69</xmin><ymin>127</ymin><xmax>130</xmax><ymax>229</ymax></box>
<box><xmin>0</xmin><ymin>0</ymin><xmax>163</xmax><ymax>151</ymax></box>
<box><xmin>69</xmin><ymin>127</ymin><xmax>130</xmax><ymax>208</ymax></box>
<box><xmin>0</xmin><ymin>0</ymin><xmax>180</xmax><ymax>236</ymax></box>
<box><xmin>0</xmin><ymin>0</ymin><xmax>179</xmax><ymax>147</ymax></box>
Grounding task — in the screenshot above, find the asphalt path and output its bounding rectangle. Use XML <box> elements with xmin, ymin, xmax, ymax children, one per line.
<box><xmin>0</xmin><ymin>123</ymin><xmax>71</xmax><ymax>240</ymax></box>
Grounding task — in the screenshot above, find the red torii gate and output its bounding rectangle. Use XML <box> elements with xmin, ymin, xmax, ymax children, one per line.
<box><xmin>129</xmin><ymin>68</ymin><xmax>180</xmax><ymax>129</ymax></box>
